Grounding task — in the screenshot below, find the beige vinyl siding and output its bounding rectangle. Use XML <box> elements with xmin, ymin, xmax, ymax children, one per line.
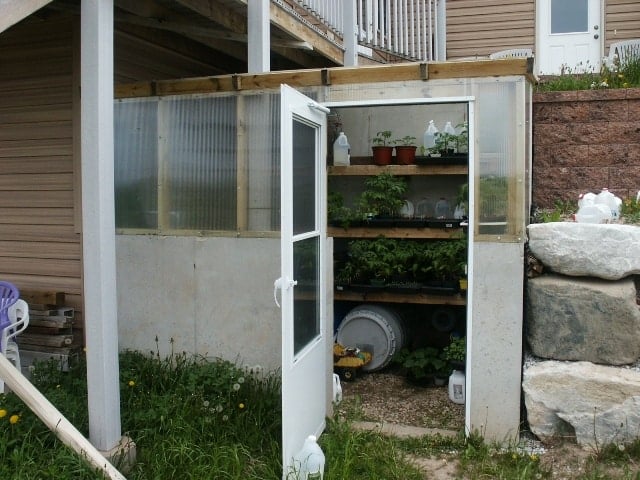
<box><xmin>447</xmin><ymin>0</ymin><xmax>535</xmax><ymax>59</ymax></box>
<box><xmin>0</xmin><ymin>15</ymin><xmax>83</xmax><ymax>329</ymax></box>
<box><xmin>605</xmin><ymin>0</ymin><xmax>640</xmax><ymax>51</ymax></box>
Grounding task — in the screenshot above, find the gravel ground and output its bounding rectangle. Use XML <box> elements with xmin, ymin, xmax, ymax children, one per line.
<box><xmin>336</xmin><ymin>367</ymin><xmax>465</xmax><ymax>431</ymax></box>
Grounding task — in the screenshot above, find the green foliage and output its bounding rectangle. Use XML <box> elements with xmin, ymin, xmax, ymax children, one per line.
<box><xmin>394</xmin><ymin>135</ymin><xmax>417</xmax><ymax>146</ymax></box>
<box><xmin>621</xmin><ymin>196</ymin><xmax>640</xmax><ymax>224</ymax></box>
<box><xmin>536</xmin><ymin>54</ymin><xmax>640</xmax><ymax>92</ymax></box>
<box><xmin>443</xmin><ymin>336</ymin><xmax>466</xmax><ymax>363</ymax></box>
<box><xmin>358</xmin><ymin>172</ymin><xmax>408</xmax><ymax>217</ymax></box>
<box><xmin>393</xmin><ymin>347</ymin><xmax>448</xmax><ymax>379</ymax></box>
<box><xmin>343</xmin><ymin>237</ymin><xmax>399</xmax><ymax>281</ymax></box>
<box><xmin>419</xmin><ymin>236</ymin><xmax>468</xmax><ymax>282</ymax></box>
<box><xmin>372</xmin><ymin>130</ymin><xmax>393</xmax><ymax>146</ymax></box>
<box><xmin>327</xmin><ymin>190</ymin><xmax>355</xmax><ymax>228</ymax></box>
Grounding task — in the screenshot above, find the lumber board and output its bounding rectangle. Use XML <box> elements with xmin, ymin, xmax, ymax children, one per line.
<box><xmin>17</xmin><ymin>333</ymin><xmax>74</xmax><ymax>348</ymax></box>
<box><xmin>29</xmin><ymin>307</ymin><xmax>74</xmax><ymax>318</ymax></box>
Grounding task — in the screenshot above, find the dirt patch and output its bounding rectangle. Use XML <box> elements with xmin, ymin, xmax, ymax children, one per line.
<box><xmin>336</xmin><ymin>368</ymin><xmax>629</xmax><ymax>479</ymax></box>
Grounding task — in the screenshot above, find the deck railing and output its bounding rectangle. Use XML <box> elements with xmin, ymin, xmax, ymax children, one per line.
<box><xmin>293</xmin><ymin>0</ymin><xmax>446</xmax><ymax>63</ymax></box>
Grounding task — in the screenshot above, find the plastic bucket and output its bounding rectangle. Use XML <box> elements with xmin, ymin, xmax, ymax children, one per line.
<box><xmin>336</xmin><ymin>304</ymin><xmax>405</xmax><ymax>372</ymax></box>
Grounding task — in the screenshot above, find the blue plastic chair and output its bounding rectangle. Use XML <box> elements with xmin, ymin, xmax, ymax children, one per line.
<box><xmin>0</xmin><ymin>282</ymin><xmax>20</xmax><ymax>353</ymax></box>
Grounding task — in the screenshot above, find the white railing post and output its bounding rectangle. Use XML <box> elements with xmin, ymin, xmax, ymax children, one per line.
<box><xmin>436</xmin><ymin>0</ymin><xmax>446</xmax><ymax>60</ymax></box>
<box><xmin>343</xmin><ymin>0</ymin><xmax>358</xmax><ymax>66</ymax></box>
<box><xmin>248</xmin><ymin>0</ymin><xmax>270</xmax><ymax>72</ymax></box>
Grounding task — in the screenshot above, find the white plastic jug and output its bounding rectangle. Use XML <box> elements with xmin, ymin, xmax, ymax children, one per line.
<box><xmin>448</xmin><ymin>370</ymin><xmax>465</xmax><ymax>405</ymax></box>
<box><xmin>332</xmin><ymin>373</ymin><xmax>342</xmax><ymax>404</ymax></box>
<box><xmin>443</xmin><ymin>121</ymin><xmax>456</xmax><ymax>136</ymax></box>
<box><xmin>595</xmin><ymin>187</ymin><xmax>620</xmax><ymax>220</ymax></box>
<box><xmin>423</xmin><ymin>120</ymin><xmax>438</xmax><ymax>150</ymax></box>
<box><xmin>333</xmin><ymin>132</ymin><xmax>350</xmax><ymax>166</ymax></box>
<box><xmin>435</xmin><ymin>198</ymin><xmax>450</xmax><ymax>218</ymax></box>
<box><xmin>292</xmin><ymin>435</ymin><xmax>325</xmax><ymax>480</ymax></box>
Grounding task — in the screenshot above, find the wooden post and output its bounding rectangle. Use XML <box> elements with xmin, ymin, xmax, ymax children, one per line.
<box><xmin>0</xmin><ymin>355</ymin><xmax>127</xmax><ymax>480</ymax></box>
<box><xmin>80</xmin><ymin>0</ymin><xmax>122</xmax><ymax>451</ymax></box>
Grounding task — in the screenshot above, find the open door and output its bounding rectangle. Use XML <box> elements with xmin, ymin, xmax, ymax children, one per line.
<box><xmin>278</xmin><ymin>84</ymin><xmax>328</xmax><ymax>478</ymax></box>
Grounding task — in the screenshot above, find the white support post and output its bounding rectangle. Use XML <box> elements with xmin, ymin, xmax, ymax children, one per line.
<box><xmin>80</xmin><ymin>0</ymin><xmax>122</xmax><ymax>452</ymax></box>
<box><xmin>342</xmin><ymin>1</ymin><xmax>357</xmax><ymax>66</ymax></box>
<box><xmin>248</xmin><ymin>0</ymin><xmax>270</xmax><ymax>73</ymax></box>
<box><xmin>435</xmin><ymin>0</ymin><xmax>446</xmax><ymax>60</ymax></box>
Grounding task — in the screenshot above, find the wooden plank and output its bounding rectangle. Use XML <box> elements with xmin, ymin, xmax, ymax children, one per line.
<box><xmin>30</xmin><ymin>306</ymin><xmax>74</xmax><ymax>318</ymax></box>
<box><xmin>333</xmin><ymin>290</ymin><xmax>466</xmax><ymax>306</ymax></box>
<box><xmin>23</xmin><ymin>324</ymin><xmax>72</xmax><ymax>335</ymax></box>
<box><xmin>328</xmin><ymin>226</ymin><xmax>463</xmax><ymax>239</ymax></box>
<box><xmin>18</xmin><ymin>334</ymin><xmax>74</xmax><ymax>348</ymax></box>
<box><xmin>20</xmin><ymin>290</ymin><xmax>66</xmax><ymax>306</ymax></box>
<box><xmin>328</xmin><ymin>164</ymin><xmax>468</xmax><ymax>176</ymax></box>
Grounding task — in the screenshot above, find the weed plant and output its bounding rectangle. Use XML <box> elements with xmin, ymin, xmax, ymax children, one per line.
<box><xmin>537</xmin><ymin>55</ymin><xmax>640</xmax><ymax>92</ymax></box>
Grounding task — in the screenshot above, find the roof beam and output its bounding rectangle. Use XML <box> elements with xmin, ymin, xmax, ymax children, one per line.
<box><xmin>0</xmin><ymin>0</ymin><xmax>54</xmax><ymax>33</ymax></box>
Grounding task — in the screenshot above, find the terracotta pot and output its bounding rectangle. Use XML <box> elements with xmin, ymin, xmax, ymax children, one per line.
<box><xmin>371</xmin><ymin>146</ymin><xmax>394</xmax><ymax>165</ymax></box>
<box><xmin>395</xmin><ymin>145</ymin><xmax>417</xmax><ymax>165</ymax></box>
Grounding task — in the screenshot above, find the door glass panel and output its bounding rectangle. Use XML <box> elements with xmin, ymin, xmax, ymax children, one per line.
<box><xmin>292</xmin><ymin>119</ymin><xmax>316</xmax><ymax>235</ymax></box>
<box><xmin>551</xmin><ymin>0</ymin><xmax>588</xmax><ymax>34</ymax></box>
<box><xmin>293</xmin><ymin>236</ymin><xmax>320</xmax><ymax>355</ymax></box>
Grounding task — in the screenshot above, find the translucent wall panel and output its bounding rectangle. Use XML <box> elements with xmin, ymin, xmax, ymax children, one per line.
<box><xmin>243</xmin><ymin>93</ymin><xmax>281</xmax><ymax>231</ymax></box>
<box><xmin>114</xmin><ymin>99</ymin><xmax>159</xmax><ymax>229</ymax></box>
<box><xmin>162</xmin><ymin>96</ymin><xmax>237</xmax><ymax>231</ymax></box>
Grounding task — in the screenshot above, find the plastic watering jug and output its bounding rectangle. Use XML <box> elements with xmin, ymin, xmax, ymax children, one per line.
<box><xmin>423</xmin><ymin>120</ymin><xmax>438</xmax><ymax>150</ymax></box>
<box><xmin>293</xmin><ymin>435</ymin><xmax>325</xmax><ymax>479</ymax></box>
<box><xmin>443</xmin><ymin>121</ymin><xmax>456</xmax><ymax>136</ymax></box>
<box><xmin>448</xmin><ymin>370</ymin><xmax>465</xmax><ymax>405</ymax></box>
<box><xmin>333</xmin><ymin>132</ymin><xmax>350</xmax><ymax>166</ymax></box>
<box><xmin>595</xmin><ymin>188</ymin><xmax>620</xmax><ymax>220</ymax></box>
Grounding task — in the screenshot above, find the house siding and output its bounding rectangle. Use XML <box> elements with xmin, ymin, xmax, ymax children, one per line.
<box><xmin>446</xmin><ymin>0</ymin><xmax>535</xmax><ymax>59</ymax></box>
<box><xmin>0</xmin><ymin>15</ymin><xmax>84</xmax><ymax>329</ymax></box>
<box><xmin>605</xmin><ymin>0</ymin><xmax>640</xmax><ymax>50</ymax></box>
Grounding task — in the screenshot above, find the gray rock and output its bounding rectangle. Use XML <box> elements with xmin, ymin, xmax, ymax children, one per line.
<box><xmin>523</xmin><ymin>360</ymin><xmax>640</xmax><ymax>447</ymax></box>
<box><xmin>526</xmin><ymin>275</ymin><xmax>640</xmax><ymax>365</ymax></box>
<box><xmin>527</xmin><ymin>223</ymin><xmax>640</xmax><ymax>280</ymax></box>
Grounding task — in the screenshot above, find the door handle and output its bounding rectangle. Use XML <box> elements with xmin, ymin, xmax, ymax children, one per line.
<box><xmin>594</xmin><ymin>34</ymin><xmax>599</xmax><ymax>39</ymax></box>
<box><xmin>273</xmin><ymin>277</ymin><xmax>297</xmax><ymax>308</ymax></box>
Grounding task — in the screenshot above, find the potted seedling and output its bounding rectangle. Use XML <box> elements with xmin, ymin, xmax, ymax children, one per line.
<box><xmin>393</xmin><ymin>346</ymin><xmax>447</xmax><ymax>387</ymax></box>
<box><xmin>394</xmin><ymin>135</ymin><xmax>417</xmax><ymax>165</ymax></box>
<box><xmin>371</xmin><ymin>130</ymin><xmax>394</xmax><ymax>165</ymax></box>
<box><xmin>358</xmin><ymin>172</ymin><xmax>407</xmax><ymax>225</ymax></box>
<box><xmin>443</xmin><ymin>336</ymin><xmax>466</xmax><ymax>371</ymax></box>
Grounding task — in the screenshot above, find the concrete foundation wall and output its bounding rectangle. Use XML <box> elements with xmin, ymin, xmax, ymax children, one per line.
<box><xmin>115</xmin><ymin>235</ymin><xmax>281</xmax><ymax>370</ymax></box>
<box><xmin>468</xmin><ymin>241</ymin><xmax>524</xmax><ymax>442</ymax></box>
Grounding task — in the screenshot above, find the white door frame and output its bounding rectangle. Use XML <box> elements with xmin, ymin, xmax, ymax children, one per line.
<box><xmin>323</xmin><ymin>95</ymin><xmax>475</xmax><ymax>435</ymax></box>
<box><xmin>279</xmin><ymin>84</ymin><xmax>328</xmax><ymax>479</ymax></box>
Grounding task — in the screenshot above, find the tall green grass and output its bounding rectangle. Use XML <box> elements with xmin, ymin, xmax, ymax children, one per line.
<box><xmin>3</xmin><ymin>350</ymin><xmax>640</xmax><ymax>479</ymax></box>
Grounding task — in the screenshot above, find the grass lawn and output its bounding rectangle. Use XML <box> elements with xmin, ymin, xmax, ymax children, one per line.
<box><xmin>1</xmin><ymin>350</ymin><xmax>640</xmax><ymax>479</ymax></box>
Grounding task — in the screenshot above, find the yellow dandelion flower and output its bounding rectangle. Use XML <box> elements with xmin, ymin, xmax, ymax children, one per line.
<box><xmin>0</xmin><ymin>409</ymin><xmax>6</xmax><ymax>418</ymax></box>
<box><xmin>128</xmin><ymin>380</ymin><xmax>135</xmax><ymax>387</ymax></box>
<box><xmin>512</xmin><ymin>453</ymin><xmax>517</xmax><ymax>460</ymax></box>
<box><xmin>9</xmin><ymin>415</ymin><xmax>19</xmax><ymax>425</ymax></box>
<box><xmin>239</xmin><ymin>403</ymin><xmax>245</xmax><ymax>409</ymax></box>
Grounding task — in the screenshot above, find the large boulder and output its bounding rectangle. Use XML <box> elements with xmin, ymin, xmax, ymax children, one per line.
<box><xmin>523</xmin><ymin>360</ymin><xmax>640</xmax><ymax>447</ymax></box>
<box><xmin>526</xmin><ymin>274</ymin><xmax>640</xmax><ymax>365</ymax></box>
<box><xmin>527</xmin><ymin>223</ymin><xmax>640</xmax><ymax>280</ymax></box>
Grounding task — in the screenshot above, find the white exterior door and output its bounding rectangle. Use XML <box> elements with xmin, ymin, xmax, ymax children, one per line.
<box><xmin>537</xmin><ymin>0</ymin><xmax>602</xmax><ymax>74</ymax></box>
<box><xmin>278</xmin><ymin>84</ymin><xmax>328</xmax><ymax>478</ymax></box>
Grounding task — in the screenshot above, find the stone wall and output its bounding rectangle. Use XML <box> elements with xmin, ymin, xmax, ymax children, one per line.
<box><xmin>533</xmin><ymin>88</ymin><xmax>640</xmax><ymax>209</ymax></box>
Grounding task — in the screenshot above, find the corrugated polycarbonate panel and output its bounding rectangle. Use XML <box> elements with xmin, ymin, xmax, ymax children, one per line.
<box><xmin>162</xmin><ymin>96</ymin><xmax>237</xmax><ymax>231</ymax></box>
<box><xmin>114</xmin><ymin>98</ymin><xmax>159</xmax><ymax>229</ymax></box>
<box><xmin>244</xmin><ymin>93</ymin><xmax>281</xmax><ymax>231</ymax></box>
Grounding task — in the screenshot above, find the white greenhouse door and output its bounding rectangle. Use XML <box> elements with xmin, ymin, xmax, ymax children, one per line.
<box><xmin>278</xmin><ymin>84</ymin><xmax>328</xmax><ymax>479</ymax></box>
<box><xmin>537</xmin><ymin>0</ymin><xmax>601</xmax><ymax>75</ymax></box>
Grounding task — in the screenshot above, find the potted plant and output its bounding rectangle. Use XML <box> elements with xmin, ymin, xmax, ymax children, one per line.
<box><xmin>327</xmin><ymin>190</ymin><xmax>354</xmax><ymax>228</ymax></box>
<box><xmin>393</xmin><ymin>346</ymin><xmax>447</xmax><ymax>387</ymax></box>
<box><xmin>344</xmin><ymin>237</ymin><xmax>397</xmax><ymax>289</ymax></box>
<box><xmin>371</xmin><ymin>130</ymin><xmax>394</xmax><ymax>165</ymax></box>
<box><xmin>443</xmin><ymin>336</ymin><xmax>466</xmax><ymax>371</ymax></box>
<box><xmin>394</xmin><ymin>135</ymin><xmax>417</xmax><ymax>165</ymax></box>
<box><xmin>358</xmin><ymin>172</ymin><xmax>407</xmax><ymax>223</ymax></box>
<box><xmin>419</xmin><ymin>236</ymin><xmax>467</xmax><ymax>294</ymax></box>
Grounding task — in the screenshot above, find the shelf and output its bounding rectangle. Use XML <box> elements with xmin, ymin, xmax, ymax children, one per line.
<box><xmin>333</xmin><ymin>290</ymin><xmax>466</xmax><ymax>305</ymax></box>
<box><xmin>328</xmin><ymin>164</ymin><xmax>468</xmax><ymax>176</ymax></box>
<box><xmin>328</xmin><ymin>226</ymin><xmax>463</xmax><ymax>239</ymax></box>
